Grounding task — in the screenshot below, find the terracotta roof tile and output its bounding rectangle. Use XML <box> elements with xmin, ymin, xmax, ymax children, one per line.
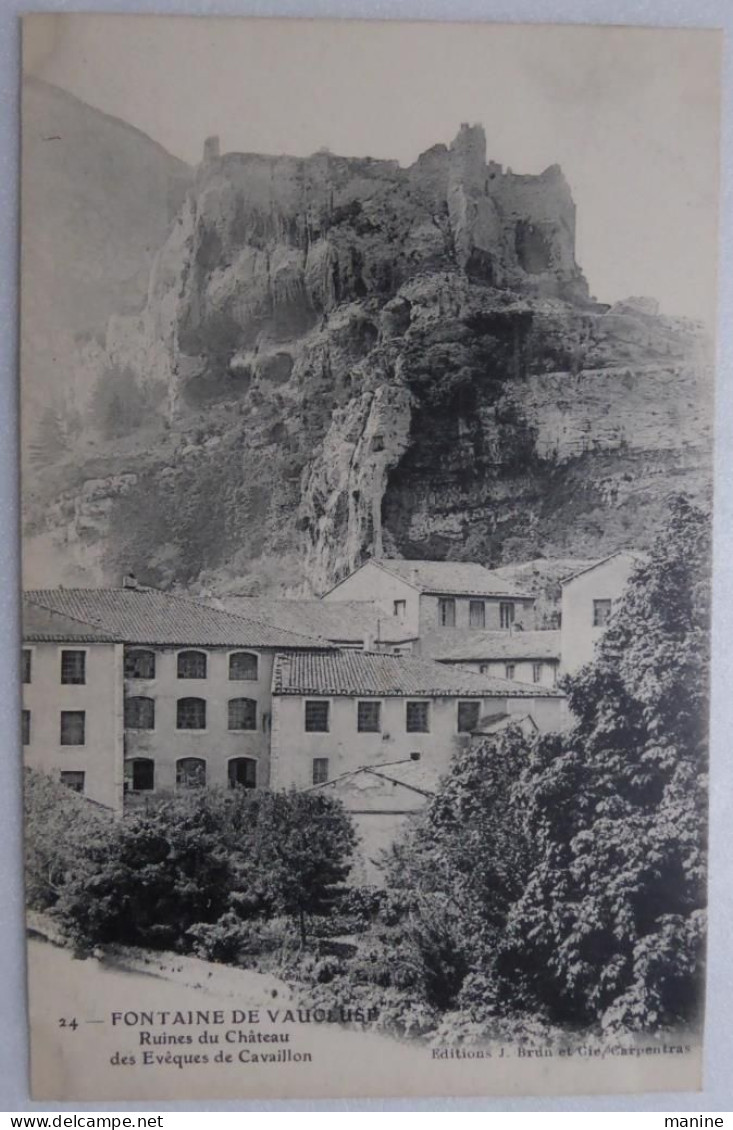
<box><xmin>425</xmin><ymin>629</ymin><xmax>561</xmax><ymax>662</ymax></box>
<box><xmin>367</xmin><ymin>558</ymin><xmax>533</xmax><ymax>598</ymax></box>
<box><xmin>22</xmin><ymin>599</ymin><xmax>118</xmax><ymax>642</ymax></box>
<box><xmin>216</xmin><ymin>597</ymin><xmax>411</xmax><ymax>644</ymax></box>
<box><xmin>24</xmin><ymin>589</ymin><xmax>332</xmax><ymax>649</ymax></box>
<box><xmin>273</xmin><ymin>649</ymin><xmax>563</xmax><ymax>698</ymax></box>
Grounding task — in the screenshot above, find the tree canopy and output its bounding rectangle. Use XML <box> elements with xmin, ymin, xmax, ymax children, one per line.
<box><xmin>381</xmin><ymin>496</ymin><xmax>710</xmax><ymax>1035</ymax></box>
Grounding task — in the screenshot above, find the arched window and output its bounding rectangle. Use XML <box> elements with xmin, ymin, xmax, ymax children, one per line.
<box><xmin>228</xmin><ymin>758</ymin><xmax>257</xmax><ymax>789</ymax></box>
<box><xmin>229</xmin><ymin>652</ymin><xmax>258</xmax><ymax>681</ymax></box>
<box><xmin>124</xmin><ymin>696</ymin><xmax>155</xmax><ymax>730</ymax></box>
<box><xmin>177</xmin><ymin>650</ymin><xmax>207</xmax><ymax>679</ymax></box>
<box><xmin>124</xmin><ymin>649</ymin><xmax>156</xmax><ymax>679</ymax></box>
<box><xmin>176</xmin><ymin>697</ymin><xmax>206</xmax><ymax>729</ymax></box>
<box><xmin>228</xmin><ymin>698</ymin><xmax>257</xmax><ymax>731</ymax></box>
<box><xmin>125</xmin><ymin>757</ymin><xmax>154</xmax><ymax>792</ymax></box>
<box><xmin>176</xmin><ymin>757</ymin><xmax>206</xmax><ymax>789</ymax></box>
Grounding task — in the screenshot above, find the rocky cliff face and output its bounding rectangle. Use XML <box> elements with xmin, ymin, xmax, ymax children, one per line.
<box><xmin>22</xmin><ymin>115</ymin><xmax>712</xmax><ymax>593</ymax></box>
<box><xmin>21</xmin><ymin>78</ymin><xmax>191</xmax><ymax>436</ymax></box>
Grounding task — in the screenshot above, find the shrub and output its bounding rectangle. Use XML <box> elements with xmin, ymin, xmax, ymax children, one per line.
<box><xmin>53</xmin><ymin>787</ymin><xmax>357</xmax><ymax>953</ymax></box>
<box><xmin>23</xmin><ymin>769</ymin><xmax>113</xmax><ymax>911</ymax></box>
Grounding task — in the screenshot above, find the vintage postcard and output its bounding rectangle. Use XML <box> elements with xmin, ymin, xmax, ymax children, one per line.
<box><xmin>20</xmin><ymin>14</ymin><xmax>720</xmax><ymax>1102</ymax></box>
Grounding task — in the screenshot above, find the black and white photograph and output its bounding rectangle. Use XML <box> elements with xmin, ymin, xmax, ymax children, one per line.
<box><xmin>18</xmin><ymin>13</ymin><xmax>721</xmax><ymax>1102</ymax></box>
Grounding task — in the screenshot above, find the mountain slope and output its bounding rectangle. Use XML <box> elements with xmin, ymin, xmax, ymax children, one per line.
<box><xmin>21</xmin><ymin>115</ymin><xmax>713</xmax><ymax>593</ymax></box>
<box><xmin>20</xmin><ymin>77</ymin><xmax>191</xmax><ymax>432</ymax></box>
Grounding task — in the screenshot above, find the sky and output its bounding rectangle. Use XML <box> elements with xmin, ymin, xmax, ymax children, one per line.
<box><xmin>23</xmin><ymin>13</ymin><xmax>722</xmax><ymax>322</ymax></box>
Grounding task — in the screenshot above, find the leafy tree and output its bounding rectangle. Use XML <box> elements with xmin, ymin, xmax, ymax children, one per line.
<box><xmin>385</xmin><ymin>726</ymin><xmax>535</xmax><ymax>1001</ymax></box>
<box><xmin>56</xmin><ymin>790</ymin><xmax>233</xmax><ymax>949</ymax></box>
<box><xmin>239</xmin><ymin>789</ymin><xmax>357</xmax><ymax>945</ymax></box>
<box><xmin>24</xmin><ymin>768</ymin><xmax>113</xmax><ymax>910</ymax></box>
<box><xmin>497</xmin><ymin>496</ymin><xmax>709</xmax><ymax>1031</ymax></box>
<box><xmin>53</xmin><ymin>787</ymin><xmax>356</xmax><ymax>952</ymax></box>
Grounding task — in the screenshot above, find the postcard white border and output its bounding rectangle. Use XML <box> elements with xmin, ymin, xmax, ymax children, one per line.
<box><xmin>1</xmin><ymin>0</ymin><xmax>731</xmax><ymax>1112</ymax></box>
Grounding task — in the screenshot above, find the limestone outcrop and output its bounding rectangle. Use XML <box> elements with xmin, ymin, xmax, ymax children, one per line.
<box><xmin>22</xmin><ymin>111</ymin><xmax>713</xmax><ymax>593</ymax></box>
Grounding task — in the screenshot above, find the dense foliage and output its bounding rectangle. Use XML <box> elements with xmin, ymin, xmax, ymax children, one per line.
<box><xmin>499</xmin><ymin>496</ymin><xmax>709</xmax><ymax>1031</ymax></box>
<box><xmin>298</xmin><ymin>497</ymin><xmax>710</xmax><ymax>1038</ymax></box>
<box><xmin>24</xmin><ymin>768</ymin><xmax>113</xmax><ymax>910</ymax></box>
<box><xmin>40</xmin><ymin>787</ymin><xmax>355</xmax><ymax>952</ymax></box>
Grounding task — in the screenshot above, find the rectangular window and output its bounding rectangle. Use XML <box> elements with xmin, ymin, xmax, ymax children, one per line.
<box><xmin>22</xmin><ymin>649</ymin><xmax>31</xmax><ymax>684</ymax></box>
<box><xmin>500</xmin><ymin>602</ymin><xmax>515</xmax><ymax>629</ymax></box>
<box><xmin>393</xmin><ymin>600</ymin><xmax>406</xmax><ymax>620</ymax></box>
<box><xmin>61</xmin><ymin>650</ymin><xmax>86</xmax><ymax>685</ymax></box>
<box><xmin>126</xmin><ymin>758</ymin><xmax>155</xmax><ymax>792</ymax></box>
<box><xmin>60</xmin><ymin>710</ymin><xmax>85</xmax><ymax>745</ymax></box>
<box><xmin>60</xmin><ymin>771</ymin><xmax>85</xmax><ymax>794</ymax></box>
<box><xmin>593</xmin><ymin>599</ymin><xmax>613</xmax><ymax>627</ymax></box>
<box><xmin>469</xmin><ymin>600</ymin><xmax>486</xmax><ymax>629</ymax></box>
<box><xmin>124</xmin><ymin>696</ymin><xmax>155</xmax><ymax>730</ymax></box>
<box><xmin>357</xmin><ymin>701</ymin><xmax>381</xmax><ymax>732</ymax></box>
<box><xmin>124</xmin><ymin>649</ymin><xmax>156</xmax><ymax>679</ymax></box>
<box><xmin>505</xmin><ymin>663</ymin><xmax>516</xmax><ymax>681</ymax></box>
<box><xmin>312</xmin><ymin>758</ymin><xmax>329</xmax><ymax>785</ymax></box>
<box><xmin>311</xmin><ymin>759</ymin><xmax>329</xmax><ymax>786</ymax></box>
<box><xmin>457</xmin><ymin>700</ymin><xmax>481</xmax><ymax>733</ymax></box>
<box><xmin>439</xmin><ymin>598</ymin><xmax>456</xmax><ymax>628</ymax></box>
<box><xmin>533</xmin><ymin>662</ymin><xmax>543</xmax><ymax>684</ymax></box>
<box><xmin>406</xmin><ymin>701</ymin><xmax>430</xmax><ymax>733</ymax></box>
<box><xmin>22</xmin><ymin>709</ymin><xmax>30</xmax><ymax>746</ymax></box>
<box><xmin>305</xmin><ymin>701</ymin><xmax>329</xmax><ymax>732</ymax></box>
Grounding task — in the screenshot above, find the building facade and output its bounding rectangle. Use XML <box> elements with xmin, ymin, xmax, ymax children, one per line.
<box><xmin>22</xmin><ymin>601</ymin><xmax>125</xmax><ymax>812</ymax></box>
<box><xmin>560</xmin><ymin>552</ymin><xmax>643</xmax><ymax>674</ymax></box>
<box><xmin>270</xmin><ymin>649</ymin><xmax>565</xmax><ymax>794</ymax></box>
<box><xmin>322</xmin><ymin>559</ymin><xmax>536</xmax><ymax>643</ymax></box>
<box><xmin>427</xmin><ymin>629</ymin><xmax>561</xmax><ymax>688</ymax></box>
<box><xmin>23</xmin><ymin>587</ymin><xmax>330</xmax><ymax>810</ymax></box>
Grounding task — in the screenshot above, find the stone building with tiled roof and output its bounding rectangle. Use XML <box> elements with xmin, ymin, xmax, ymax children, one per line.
<box><xmin>560</xmin><ymin>551</ymin><xmax>645</xmax><ymax>674</ymax></box>
<box><xmin>270</xmin><ymin>647</ymin><xmax>565</xmax><ymax>795</ymax></box>
<box><xmin>26</xmin><ymin>587</ymin><xmax>331</xmax><ymax>650</ymax></box>
<box><xmin>270</xmin><ymin>647</ymin><xmax>565</xmax><ymax>879</ymax></box>
<box><xmin>21</xmin><ymin>576</ymin><xmax>569</xmax><ymax>863</ymax></box>
<box><xmin>321</xmin><ymin>557</ymin><xmax>536</xmax><ymax>645</ymax></box>
<box><xmin>425</xmin><ymin>628</ymin><xmax>561</xmax><ymax>689</ymax></box>
<box><xmin>22</xmin><ymin>585</ymin><xmax>331</xmax><ymax>810</ymax></box>
<box><xmin>214</xmin><ymin>596</ymin><xmax>413</xmax><ymax>648</ymax></box>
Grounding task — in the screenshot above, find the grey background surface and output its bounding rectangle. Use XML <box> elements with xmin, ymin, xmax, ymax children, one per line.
<box><xmin>1</xmin><ymin>0</ymin><xmax>731</xmax><ymax>1112</ymax></box>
